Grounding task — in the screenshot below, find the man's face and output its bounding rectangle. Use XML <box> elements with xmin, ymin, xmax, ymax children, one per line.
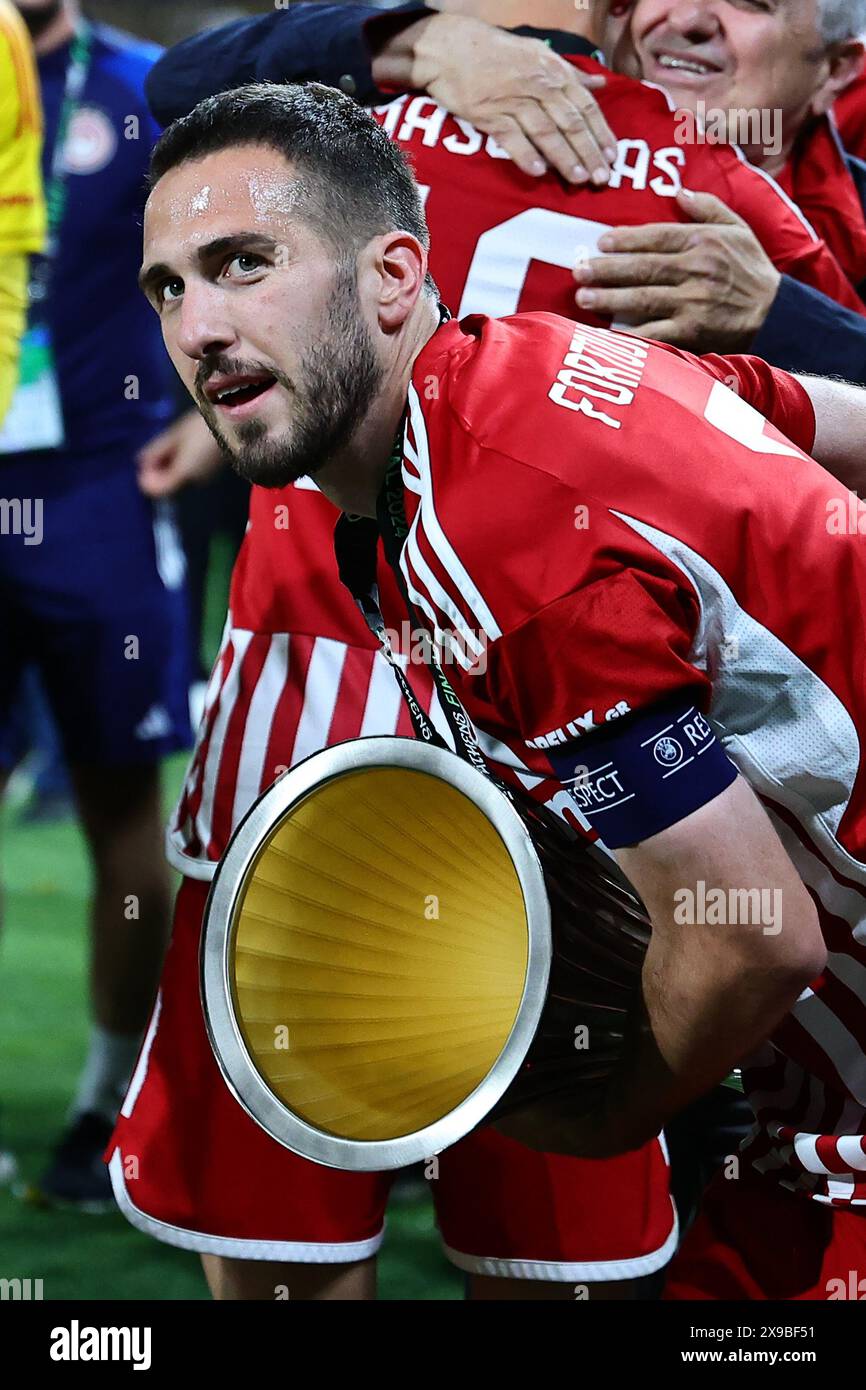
<box><xmin>614</xmin><ymin>0</ymin><xmax>839</xmax><ymax>135</ymax></box>
<box><xmin>141</xmin><ymin>145</ymin><xmax>383</xmax><ymax>488</ymax></box>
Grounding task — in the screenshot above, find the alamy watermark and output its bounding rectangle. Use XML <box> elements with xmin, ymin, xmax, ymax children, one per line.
<box><xmin>675</xmin><ymin>102</ymin><xmax>782</xmax><ymax>161</ymax></box>
<box><xmin>0</xmin><ymin>1277</ymin><xmax>43</xmax><ymax>1300</ymax></box>
<box><xmin>0</xmin><ymin>497</ymin><xmax>42</xmax><ymax>545</ymax></box>
<box><xmin>385</xmin><ymin>621</ymin><xmax>488</xmax><ymax>674</ymax></box>
<box><xmin>674</xmin><ymin>880</ymin><xmax>782</xmax><ymax>935</ymax></box>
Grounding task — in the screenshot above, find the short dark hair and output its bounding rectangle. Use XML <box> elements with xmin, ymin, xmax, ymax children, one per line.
<box><xmin>149</xmin><ymin>81</ymin><xmax>438</xmax><ymax>296</ymax></box>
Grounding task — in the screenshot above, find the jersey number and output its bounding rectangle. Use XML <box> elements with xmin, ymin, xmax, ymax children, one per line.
<box><xmin>458</xmin><ymin>208</ymin><xmax>614</xmax><ymax>319</ymax></box>
<box><xmin>415</xmin><ymin>190</ymin><xmax>614</xmax><ymax>320</ymax></box>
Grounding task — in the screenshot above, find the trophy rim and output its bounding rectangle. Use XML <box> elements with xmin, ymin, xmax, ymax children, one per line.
<box><xmin>201</xmin><ymin>735</ymin><xmax>553</xmax><ymax>1171</ymax></box>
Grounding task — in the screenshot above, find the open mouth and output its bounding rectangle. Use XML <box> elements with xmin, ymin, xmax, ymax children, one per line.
<box><xmin>204</xmin><ymin>372</ymin><xmax>278</xmax><ymax>414</ymax></box>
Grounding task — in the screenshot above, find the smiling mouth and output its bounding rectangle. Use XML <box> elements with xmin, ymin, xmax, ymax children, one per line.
<box><xmin>653</xmin><ymin>53</ymin><xmax>721</xmax><ymax>78</ymax></box>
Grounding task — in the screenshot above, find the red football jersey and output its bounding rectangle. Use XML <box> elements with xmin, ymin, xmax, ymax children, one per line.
<box><xmin>385</xmin><ymin>310</ymin><xmax>866</xmax><ymax>1205</ymax></box>
<box><xmin>169</xmin><ymin>59</ymin><xmax>842</xmax><ymax>877</ymax></box>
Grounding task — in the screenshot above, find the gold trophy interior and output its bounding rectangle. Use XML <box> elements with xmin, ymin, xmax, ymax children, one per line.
<box><xmin>229</xmin><ymin>766</ymin><xmax>530</xmax><ymax>1142</ymax></box>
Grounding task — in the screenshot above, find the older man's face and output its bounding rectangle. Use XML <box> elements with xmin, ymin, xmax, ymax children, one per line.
<box><xmin>614</xmin><ymin>0</ymin><xmax>838</xmax><ymax>152</ymax></box>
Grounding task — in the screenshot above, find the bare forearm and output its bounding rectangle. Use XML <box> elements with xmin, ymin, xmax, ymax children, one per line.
<box><xmin>600</xmin><ymin>780</ymin><xmax>826</xmax><ymax>1153</ymax></box>
<box><xmin>796</xmin><ymin>373</ymin><xmax>866</xmax><ymax>494</ymax></box>
<box><xmin>599</xmin><ymin>930</ymin><xmax>809</xmax><ymax>1151</ymax></box>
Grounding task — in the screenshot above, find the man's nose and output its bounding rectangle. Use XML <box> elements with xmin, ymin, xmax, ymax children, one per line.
<box><xmin>663</xmin><ymin>0</ymin><xmax>721</xmax><ymax>42</ymax></box>
<box><xmin>175</xmin><ymin>283</ymin><xmax>238</xmax><ymax>362</ymax></box>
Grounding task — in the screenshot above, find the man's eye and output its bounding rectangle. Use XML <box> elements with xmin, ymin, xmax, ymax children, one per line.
<box><xmin>225</xmin><ymin>252</ymin><xmax>265</xmax><ymax>278</ymax></box>
<box><xmin>160</xmin><ymin>278</ymin><xmax>184</xmax><ymax>304</ymax></box>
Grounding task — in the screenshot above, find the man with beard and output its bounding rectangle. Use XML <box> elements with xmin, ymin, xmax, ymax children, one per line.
<box><xmin>0</xmin><ymin>0</ymin><xmax>191</xmax><ymax>1208</ymax></box>
<box><xmin>117</xmin><ymin>1</ymin><xmax>865</xmax><ymax>1302</ymax></box>
<box><xmin>135</xmin><ymin>80</ymin><xmax>866</xmax><ymax>1301</ymax></box>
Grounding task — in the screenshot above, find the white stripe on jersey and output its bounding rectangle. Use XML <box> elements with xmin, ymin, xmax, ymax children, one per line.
<box><xmin>401</xmin><ymin>546</ymin><xmax>468</xmax><ymax>669</ymax></box>
<box><xmin>168</xmin><ymin>631</ymin><xmax>424</xmax><ymax>880</ymax></box>
<box><xmin>404</xmin><ymin>516</ymin><xmax>485</xmax><ymax>668</ymax></box>
<box><xmin>195</xmin><ymin>629</ymin><xmax>254</xmax><ymax>855</ymax></box>
<box><xmin>359</xmin><ymin>650</ymin><xmax>406</xmax><ymax>737</ymax></box>
<box><xmin>770</xmin><ymin>811</ymin><xmax>866</xmax><ymax>949</ymax></box>
<box><xmin>835</xmin><ymin>1135</ymin><xmax>866</xmax><ymax>1171</ymax></box>
<box><xmin>289</xmin><ymin>636</ymin><xmax>349</xmax><ymax>765</ymax></box>
<box><xmin>204</xmin><ymin>614</ymin><xmax>233</xmax><ymax>709</ymax></box>
<box><xmin>793</xmin><ymin>1132</ymin><xmax>834</xmax><ymax>1176</ymax></box>
<box><xmin>826</xmin><ymin>1176</ymin><xmax>858</xmax><ymax>1201</ymax></box>
<box><xmin>402</xmin><ymin>420</ymin><xmax>423</xmax><ymax>482</ymax></box>
<box><xmin>404</xmin><ymin>385</ymin><xmax>503</xmax><ymax>641</ymax></box>
<box><xmin>230</xmin><ymin>632</ymin><xmax>289</xmax><ymax>833</ymax></box>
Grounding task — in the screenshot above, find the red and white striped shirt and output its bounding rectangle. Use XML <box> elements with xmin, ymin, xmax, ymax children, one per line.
<box><xmin>167</xmin><ymin>480</ymin><xmax>436</xmax><ymax>877</ymax></box>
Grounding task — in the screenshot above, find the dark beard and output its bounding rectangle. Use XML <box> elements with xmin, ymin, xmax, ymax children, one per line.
<box><xmin>200</xmin><ymin>264</ymin><xmax>384</xmax><ymax>490</ymax></box>
<box><xmin>16</xmin><ymin>2</ymin><xmax>64</xmax><ymax>40</ymax></box>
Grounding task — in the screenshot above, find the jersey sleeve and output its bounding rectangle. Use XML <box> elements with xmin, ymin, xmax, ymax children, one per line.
<box><xmin>646</xmin><ymin>342</ymin><xmax>817</xmax><ymax>454</ymax></box>
<box><xmin>483</xmin><ymin>562</ymin><xmax>738</xmax><ymax>847</ymax></box>
<box><xmin>487</xmin><ymin>563</ymin><xmax>709</xmax><ymax>748</ymax></box>
<box><xmin>716</xmin><ymin>148</ymin><xmax>865</xmax><ymax>315</ymax></box>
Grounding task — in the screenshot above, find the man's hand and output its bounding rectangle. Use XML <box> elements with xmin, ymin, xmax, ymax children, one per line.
<box><xmin>372</xmin><ymin>14</ymin><xmax>616</xmax><ymax>184</ymax></box>
<box><xmin>137</xmin><ymin>409</ymin><xmax>225</xmax><ymax>498</ymax></box>
<box><xmin>573</xmin><ymin>189</ymin><xmax>782</xmax><ymax>350</ymax></box>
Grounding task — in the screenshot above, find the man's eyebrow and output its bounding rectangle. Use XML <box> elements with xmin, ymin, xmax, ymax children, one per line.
<box><xmin>138</xmin><ymin>233</ymin><xmax>281</xmax><ymax>299</ymax></box>
<box><xmin>197</xmin><ymin>232</ymin><xmax>281</xmax><ymax>263</ymax></box>
<box><xmin>138</xmin><ymin>260</ymin><xmax>173</xmax><ymax>299</ymax></box>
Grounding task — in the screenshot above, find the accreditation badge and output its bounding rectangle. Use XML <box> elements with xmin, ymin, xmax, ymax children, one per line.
<box><xmin>0</xmin><ymin>315</ymin><xmax>66</xmax><ymax>453</ymax></box>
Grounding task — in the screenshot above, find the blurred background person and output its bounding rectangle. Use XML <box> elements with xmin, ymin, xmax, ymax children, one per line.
<box><xmin>590</xmin><ymin>0</ymin><xmax>866</xmax><ymax>369</ymax></box>
<box><xmin>0</xmin><ymin>0</ymin><xmax>44</xmax><ymax>1187</ymax></box>
<box><xmin>607</xmin><ymin>0</ymin><xmax>865</xmax><ymax>260</ymax></box>
<box><xmin>0</xmin><ymin>0</ymin><xmax>44</xmax><ymax>428</ymax></box>
<box><xmin>0</xmin><ymin>0</ymin><xmax>192</xmax><ymax>1210</ymax></box>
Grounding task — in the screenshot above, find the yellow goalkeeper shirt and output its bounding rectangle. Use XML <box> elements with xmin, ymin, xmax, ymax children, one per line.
<box><xmin>0</xmin><ymin>0</ymin><xmax>45</xmax><ymax>255</ymax></box>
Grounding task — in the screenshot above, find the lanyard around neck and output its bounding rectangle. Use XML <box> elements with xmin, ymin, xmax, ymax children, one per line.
<box><xmin>44</xmin><ymin>21</ymin><xmax>94</xmax><ymax>252</ymax></box>
<box><xmin>334</xmin><ymin>412</ymin><xmax>493</xmax><ymax>784</ymax></box>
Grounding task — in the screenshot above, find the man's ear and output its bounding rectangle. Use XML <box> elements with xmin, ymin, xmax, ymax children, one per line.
<box><xmin>371</xmin><ymin>231</ymin><xmax>429</xmax><ymax>333</ymax></box>
<box><xmin>811</xmin><ymin>39</ymin><xmax>865</xmax><ymax>118</ymax></box>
